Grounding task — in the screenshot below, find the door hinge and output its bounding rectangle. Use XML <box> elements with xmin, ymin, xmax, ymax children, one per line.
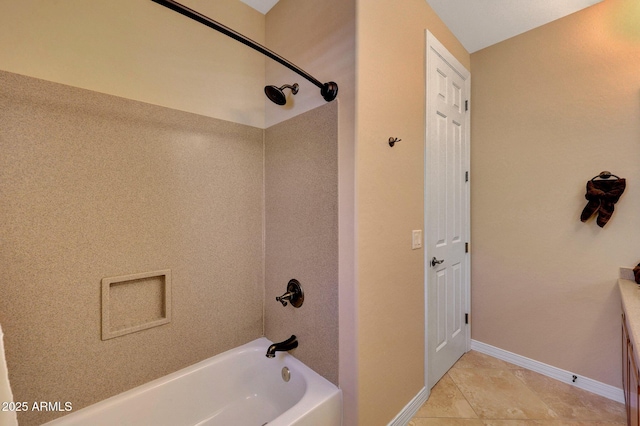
<box><xmin>465</xmin><ymin>100</ymin><xmax>469</xmax><ymax>111</ymax></box>
<box><xmin>465</xmin><ymin>313</ymin><xmax>469</xmax><ymax>324</ymax></box>
<box><xmin>465</xmin><ymin>171</ymin><xmax>469</xmax><ymax>182</ymax></box>
<box><xmin>465</xmin><ymin>242</ymin><xmax>469</xmax><ymax>253</ymax></box>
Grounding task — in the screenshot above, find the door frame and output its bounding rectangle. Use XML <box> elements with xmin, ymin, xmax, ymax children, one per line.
<box><xmin>424</xmin><ymin>29</ymin><xmax>471</xmax><ymax>390</ymax></box>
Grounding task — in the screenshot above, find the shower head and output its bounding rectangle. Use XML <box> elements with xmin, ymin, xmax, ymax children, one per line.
<box><xmin>264</xmin><ymin>83</ymin><xmax>299</xmax><ymax>105</ymax></box>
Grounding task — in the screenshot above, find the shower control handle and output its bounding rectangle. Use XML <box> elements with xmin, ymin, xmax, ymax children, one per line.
<box><xmin>276</xmin><ymin>292</ymin><xmax>293</xmax><ymax>306</ymax></box>
<box><xmin>431</xmin><ymin>257</ymin><xmax>444</xmax><ymax>267</ymax></box>
<box><xmin>276</xmin><ymin>279</ymin><xmax>304</xmax><ymax>308</ymax></box>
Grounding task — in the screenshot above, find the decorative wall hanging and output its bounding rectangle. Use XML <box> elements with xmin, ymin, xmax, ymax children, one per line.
<box><xmin>580</xmin><ymin>171</ymin><xmax>626</xmax><ymax>227</ymax></box>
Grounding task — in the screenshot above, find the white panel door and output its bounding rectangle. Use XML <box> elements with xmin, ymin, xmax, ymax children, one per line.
<box><xmin>425</xmin><ymin>31</ymin><xmax>470</xmax><ymax>389</ymax></box>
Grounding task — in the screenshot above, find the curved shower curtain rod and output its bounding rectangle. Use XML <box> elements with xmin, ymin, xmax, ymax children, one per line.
<box><xmin>150</xmin><ymin>0</ymin><xmax>338</xmax><ymax>103</ymax></box>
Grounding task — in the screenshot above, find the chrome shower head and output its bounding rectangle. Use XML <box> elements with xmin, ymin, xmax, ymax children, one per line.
<box><xmin>264</xmin><ymin>83</ymin><xmax>299</xmax><ymax>105</ymax></box>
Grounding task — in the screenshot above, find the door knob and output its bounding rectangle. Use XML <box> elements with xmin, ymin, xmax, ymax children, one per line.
<box><xmin>431</xmin><ymin>257</ymin><xmax>444</xmax><ymax>267</ymax></box>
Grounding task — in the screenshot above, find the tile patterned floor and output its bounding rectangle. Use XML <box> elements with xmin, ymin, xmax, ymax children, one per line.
<box><xmin>409</xmin><ymin>351</ymin><xmax>627</xmax><ymax>426</ymax></box>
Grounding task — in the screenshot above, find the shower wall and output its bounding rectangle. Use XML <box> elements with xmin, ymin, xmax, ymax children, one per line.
<box><xmin>264</xmin><ymin>101</ymin><xmax>339</xmax><ymax>385</ymax></box>
<box><xmin>0</xmin><ymin>70</ymin><xmax>265</xmax><ymax>425</ymax></box>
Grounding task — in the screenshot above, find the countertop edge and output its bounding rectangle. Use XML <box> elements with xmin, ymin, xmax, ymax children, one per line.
<box><xmin>619</xmin><ymin>278</ymin><xmax>640</xmax><ymax>352</ymax></box>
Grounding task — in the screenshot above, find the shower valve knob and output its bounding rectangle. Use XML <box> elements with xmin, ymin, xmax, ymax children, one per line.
<box><xmin>276</xmin><ymin>279</ymin><xmax>304</xmax><ymax>308</ymax></box>
<box><xmin>276</xmin><ymin>293</ymin><xmax>292</xmax><ymax>306</ymax></box>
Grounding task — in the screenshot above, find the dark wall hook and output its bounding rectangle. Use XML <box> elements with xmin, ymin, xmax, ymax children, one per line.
<box><xmin>388</xmin><ymin>137</ymin><xmax>402</xmax><ymax>147</ymax></box>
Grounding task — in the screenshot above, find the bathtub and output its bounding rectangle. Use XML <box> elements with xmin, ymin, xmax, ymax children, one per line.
<box><xmin>44</xmin><ymin>338</ymin><xmax>342</xmax><ymax>426</ymax></box>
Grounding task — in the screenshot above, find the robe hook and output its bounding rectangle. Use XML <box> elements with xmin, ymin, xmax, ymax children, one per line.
<box><xmin>388</xmin><ymin>137</ymin><xmax>402</xmax><ymax>147</ymax></box>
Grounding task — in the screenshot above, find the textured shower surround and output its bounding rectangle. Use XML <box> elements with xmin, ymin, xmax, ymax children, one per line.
<box><xmin>0</xmin><ymin>70</ymin><xmax>338</xmax><ymax>425</ymax></box>
<box><xmin>265</xmin><ymin>102</ymin><xmax>339</xmax><ymax>385</ymax></box>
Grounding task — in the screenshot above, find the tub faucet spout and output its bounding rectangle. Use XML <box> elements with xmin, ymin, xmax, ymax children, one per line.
<box><xmin>266</xmin><ymin>335</ymin><xmax>298</xmax><ymax>358</ymax></box>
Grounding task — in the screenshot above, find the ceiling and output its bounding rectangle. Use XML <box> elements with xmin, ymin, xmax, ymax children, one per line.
<box><xmin>424</xmin><ymin>0</ymin><xmax>603</xmax><ymax>52</ymax></box>
<box><xmin>240</xmin><ymin>0</ymin><xmax>603</xmax><ymax>53</ymax></box>
<box><xmin>240</xmin><ymin>0</ymin><xmax>278</xmax><ymax>15</ymax></box>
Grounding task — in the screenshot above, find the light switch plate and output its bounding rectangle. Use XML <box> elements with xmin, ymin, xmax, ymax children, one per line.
<box><xmin>412</xmin><ymin>230</ymin><xmax>422</xmax><ymax>249</ymax></box>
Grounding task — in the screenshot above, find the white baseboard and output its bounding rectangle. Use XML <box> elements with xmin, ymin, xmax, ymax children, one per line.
<box><xmin>471</xmin><ymin>340</ymin><xmax>624</xmax><ymax>404</ymax></box>
<box><xmin>387</xmin><ymin>386</ymin><xmax>429</xmax><ymax>426</ymax></box>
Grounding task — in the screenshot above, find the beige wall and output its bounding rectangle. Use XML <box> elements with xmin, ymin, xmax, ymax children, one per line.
<box><xmin>0</xmin><ymin>0</ymin><xmax>266</xmax><ymax>127</ymax></box>
<box><xmin>356</xmin><ymin>0</ymin><xmax>469</xmax><ymax>423</ymax></box>
<box><xmin>264</xmin><ymin>102</ymin><xmax>339</xmax><ymax>385</ymax></box>
<box><xmin>0</xmin><ymin>70</ymin><xmax>265</xmax><ymax>425</ymax></box>
<box><xmin>471</xmin><ymin>0</ymin><xmax>640</xmax><ymax>388</ymax></box>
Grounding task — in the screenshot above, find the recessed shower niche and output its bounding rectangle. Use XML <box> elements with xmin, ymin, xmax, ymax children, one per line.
<box><xmin>101</xmin><ymin>270</ymin><xmax>172</xmax><ymax>340</ymax></box>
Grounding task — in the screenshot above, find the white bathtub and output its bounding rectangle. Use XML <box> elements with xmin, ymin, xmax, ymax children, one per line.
<box><xmin>44</xmin><ymin>338</ymin><xmax>342</xmax><ymax>426</ymax></box>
